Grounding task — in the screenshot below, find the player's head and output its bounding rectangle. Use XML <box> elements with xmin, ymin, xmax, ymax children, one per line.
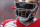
<box><xmin>11</xmin><ymin>0</ymin><xmax>38</xmax><ymax>23</ymax></box>
<box><xmin>15</xmin><ymin>0</ymin><xmax>38</xmax><ymax>23</ymax></box>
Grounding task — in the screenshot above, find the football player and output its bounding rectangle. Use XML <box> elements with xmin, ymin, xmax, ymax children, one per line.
<box><xmin>0</xmin><ymin>0</ymin><xmax>39</xmax><ymax>27</ymax></box>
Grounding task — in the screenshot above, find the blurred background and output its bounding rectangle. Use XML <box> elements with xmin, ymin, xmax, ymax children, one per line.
<box><xmin>0</xmin><ymin>0</ymin><xmax>39</xmax><ymax>25</ymax></box>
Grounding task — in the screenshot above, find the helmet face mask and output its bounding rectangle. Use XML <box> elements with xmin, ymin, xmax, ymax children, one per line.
<box><xmin>16</xmin><ymin>2</ymin><xmax>37</xmax><ymax>23</ymax></box>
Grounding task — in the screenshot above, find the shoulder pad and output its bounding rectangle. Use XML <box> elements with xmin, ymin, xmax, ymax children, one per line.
<box><xmin>2</xmin><ymin>19</ymin><xmax>17</xmax><ymax>27</ymax></box>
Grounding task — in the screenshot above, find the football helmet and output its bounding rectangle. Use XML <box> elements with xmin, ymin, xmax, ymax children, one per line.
<box><xmin>15</xmin><ymin>0</ymin><xmax>38</xmax><ymax>23</ymax></box>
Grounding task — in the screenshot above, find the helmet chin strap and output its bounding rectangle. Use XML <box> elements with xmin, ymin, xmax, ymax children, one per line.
<box><xmin>19</xmin><ymin>16</ymin><xmax>34</xmax><ymax>23</ymax></box>
<box><xmin>18</xmin><ymin>12</ymin><xmax>34</xmax><ymax>26</ymax></box>
<box><xmin>19</xmin><ymin>17</ymin><xmax>34</xmax><ymax>26</ymax></box>
<box><xmin>26</xmin><ymin>17</ymin><xmax>34</xmax><ymax>22</ymax></box>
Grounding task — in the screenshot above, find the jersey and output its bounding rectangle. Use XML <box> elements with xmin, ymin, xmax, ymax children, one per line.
<box><xmin>0</xmin><ymin>18</ymin><xmax>40</xmax><ymax>27</ymax></box>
